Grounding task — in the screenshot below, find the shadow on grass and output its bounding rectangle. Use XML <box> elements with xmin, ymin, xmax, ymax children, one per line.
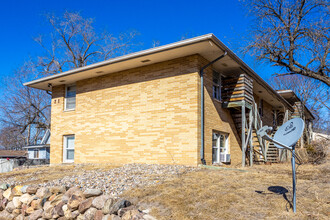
<box><xmin>255</xmin><ymin>186</ymin><xmax>292</xmax><ymax>211</ymax></box>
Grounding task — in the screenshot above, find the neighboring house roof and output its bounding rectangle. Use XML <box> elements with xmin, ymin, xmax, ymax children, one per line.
<box><xmin>23</xmin><ymin>129</ymin><xmax>50</xmax><ymax>149</ymax></box>
<box><xmin>0</xmin><ymin>150</ymin><xmax>27</xmax><ymax>158</ymax></box>
<box><xmin>277</xmin><ymin>90</ymin><xmax>315</xmax><ymax>120</ymax></box>
<box><xmin>24</xmin><ymin>33</ymin><xmax>293</xmax><ymax>111</ymax></box>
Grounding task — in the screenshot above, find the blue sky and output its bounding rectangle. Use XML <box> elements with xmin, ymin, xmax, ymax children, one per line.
<box><xmin>0</xmin><ymin>0</ymin><xmax>273</xmax><ymax>93</ymax></box>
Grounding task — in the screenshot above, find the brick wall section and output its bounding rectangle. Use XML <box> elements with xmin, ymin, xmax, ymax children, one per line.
<box><xmin>50</xmin><ymin>54</ymin><xmax>243</xmax><ymax>166</ymax></box>
<box><xmin>253</xmin><ymin>94</ymin><xmax>274</xmax><ymax>127</ymax></box>
<box><xmin>51</xmin><ymin>55</ymin><xmax>200</xmax><ymax>165</ymax></box>
<box><xmin>198</xmin><ymin>56</ymin><xmax>241</xmax><ymax>166</ymax></box>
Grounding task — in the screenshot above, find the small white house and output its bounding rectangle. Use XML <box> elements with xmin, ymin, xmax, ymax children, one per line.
<box><xmin>23</xmin><ymin>130</ymin><xmax>50</xmax><ymax>160</ymax></box>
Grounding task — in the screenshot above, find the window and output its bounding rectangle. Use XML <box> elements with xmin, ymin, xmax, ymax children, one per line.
<box><xmin>212</xmin><ymin>131</ymin><xmax>229</xmax><ymax>164</ymax></box>
<box><xmin>63</xmin><ymin>135</ymin><xmax>75</xmax><ymax>163</ymax></box>
<box><xmin>212</xmin><ymin>71</ymin><xmax>221</xmax><ymax>101</ymax></box>
<box><xmin>65</xmin><ymin>84</ymin><xmax>76</xmax><ymax>111</ymax></box>
<box><xmin>33</xmin><ymin>149</ymin><xmax>39</xmax><ymax>159</ymax></box>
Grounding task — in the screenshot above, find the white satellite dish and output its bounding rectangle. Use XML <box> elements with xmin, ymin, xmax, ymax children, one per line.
<box><xmin>257</xmin><ymin>117</ymin><xmax>305</xmax><ymax>213</ymax></box>
<box><xmin>273</xmin><ymin>118</ymin><xmax>305</xmax><ymax>149</ymax></box>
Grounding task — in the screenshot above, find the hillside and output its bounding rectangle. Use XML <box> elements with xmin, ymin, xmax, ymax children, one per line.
<box><xmin>0</xmin><ymin>160</ymin><xmax>328</xmax><ymax>219</ymax></box>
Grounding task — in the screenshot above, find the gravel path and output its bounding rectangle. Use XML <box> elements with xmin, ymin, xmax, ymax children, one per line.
<box><xmin>2</xmin><ymin>164</ymin><xmax>199</xmax><ymax>197</ymax></box>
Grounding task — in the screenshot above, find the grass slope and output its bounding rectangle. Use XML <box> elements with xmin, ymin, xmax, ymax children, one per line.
<box><xmin>123</xmin><ymin>161</ymin><xmax>329</xmax><ymax>219</ymax></box>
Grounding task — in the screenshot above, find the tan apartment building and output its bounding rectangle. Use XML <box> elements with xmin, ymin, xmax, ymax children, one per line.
<box><xmin>24</xmin><ymin>34</ymin><xmax>311</xmax><ymax>166</ymax></box>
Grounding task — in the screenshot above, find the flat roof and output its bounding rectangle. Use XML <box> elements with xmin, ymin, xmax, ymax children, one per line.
<box><xmin>24</xmin><ymin>33</ymin><xmax>293</xmax><ymax>111</ymax></box>
<box><xmin>277</xmin><ymin>90</ymin><xmax>314</xmax><ymax>119</ymax></box>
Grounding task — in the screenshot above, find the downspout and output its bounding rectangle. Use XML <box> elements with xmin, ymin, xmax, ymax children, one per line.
<box><xmin>200</xmin><ymin>51</ymin><xmax>227</xmax><ymax>164</ymax></box>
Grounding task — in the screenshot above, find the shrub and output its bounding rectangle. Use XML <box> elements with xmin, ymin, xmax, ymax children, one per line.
<box><xmin>306</xmin><ymin>139</ymin><xmax>329</xmax><ymax>164</ymax></box>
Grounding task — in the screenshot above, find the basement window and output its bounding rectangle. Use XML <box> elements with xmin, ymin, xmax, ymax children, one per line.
<box><xmin>63</xmin><ymin>135</ymin><xmax>75</xmax><ymax>163</ymax></box>
<box><xmin>65</xmin><ymin>84</ymin><xmax>76</xmax><ymax>111</ymax></box>
<box><xmin>212</xmin><ymin>71</ymin><xmax>221</xmax><ymax>101</ymax></box>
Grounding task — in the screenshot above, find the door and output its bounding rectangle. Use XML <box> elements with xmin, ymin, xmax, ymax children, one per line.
<box><xmin>63</xmin><ymin>135</ymin><xmax>75</xmax><ymax>163</ymax></box>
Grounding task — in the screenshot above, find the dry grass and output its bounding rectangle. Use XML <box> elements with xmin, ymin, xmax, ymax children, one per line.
<box><xmin>0</xmin><ymin>163</ymin><xmax>119</xmax><ymax>185</ymax></box>
<box><xmin>123</xmin><ymin>161</ymin><xmax>330</xmax><ymax>219</ymax></box>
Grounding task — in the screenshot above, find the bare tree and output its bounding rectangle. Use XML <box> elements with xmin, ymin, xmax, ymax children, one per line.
<box><xmin>35</xmin><ymin>11</ymin><xmax>139</xmax><ymax>75</ymax></box>
<box><xmin>270</xmin><ymin>75</ymin><xmax>330</xmax><ymax>132</ymax></box>
<box><xmin>245</xmin><ymin>0</ymin><xmax>330</xmax><ymax>86</ymax></box>
<box><xmin>0</xmin><ymin>11</ymin><xmax>139</xmax><ymax>148</ymax></box>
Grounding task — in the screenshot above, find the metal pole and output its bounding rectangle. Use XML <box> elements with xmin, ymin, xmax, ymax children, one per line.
<box><xmin>291</xmin><ymin>144</ymin><xmax>296</xmax><ymax>213</ymax></box>
<box><xmin>242</xmin><ymin>102</ymin><xmax>246</xmax><ymax>167</ymax></box>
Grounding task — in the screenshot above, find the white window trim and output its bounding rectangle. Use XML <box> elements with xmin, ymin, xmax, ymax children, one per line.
<box><xmin>64</xmin><ymin>84</ymin><xmax>76</xmax><ymax>111</ymax></box>
<box><xmin>212</xmin><ymin>131</ymin><xmax>229</xmax><ymax>164</ymax></box>
<box><xmin>63</xmin><ymin>135</ymin><xmax>75</xmax><ymax>163</ymax></box>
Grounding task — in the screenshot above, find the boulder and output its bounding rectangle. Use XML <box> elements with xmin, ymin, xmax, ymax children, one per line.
<box><xmin>12</xmin><ymin>185</ymin><xmax>23</xmax><ymax>196</ymax></box>
<box><xmin>0</xmin><ymin>210</ymin><xmax>11</xmax><ymax>220</ymax></box>
<box><xmin>36</xmin><ymin>187</ymin><xmax>51</xmax><ymax>199</ymax></box>
<box><xmin>108</xmin><ymin>199</ymin><xmax>131</xmax><ymax>215</ymax></box>
<box><xmin>50</xmin><ymin>186</ymin><xmax>66</xmax><ymax>194</ymax></box>
<box><xmin>30</xmin><ymin>199</ymin><xmax>42</xmax><ymax>210</ymax></box>
<box><xmin>29</xmin><ymin>209</ymin><xmax>43</xmax><ymax>220</ymax></box>
<box><xmin>84</xmin><ymin>207</ymin><xmax>97</xmax><ymax>219</ymax></box>
<box><xmin>26</xmin><ymin>186</ymin><xmax>38</xmax><ymax>194</ymax></box>
<box><xmin>118</xmin><ymin>206</ymin><xmax>137</xmax><ymax>217</ymax></box>
<box><xmin>95</xmin><ymin>210</ymin><xmax>104</xmax><ymax>220</ymax></box>
<box><xmin>3</xmin><ymin>188</ymin><xmax>13</xmax><ymax>201</ymax></box>
<box><xmin>64</xmin><ymin>209</ymin><xmax>73</xmax><ymax>219</ymax></box>
<box><xmin>5</xmin><ymin>201</ymin><xmax>15</xmax><ymax>213</ymax></box>
<box><xmin>0</xmin><ymin>189</ymin><xmax>3</xmax><ymax>200</ymax></box>
<box><xmin>26</xmin><ymin>206</ymin><xmax>35</xmax><ymax>215</ymax></box>
<box><xmin>68</xmin><ymin>190</ymin><xmax>85</xmax><ymax>211</ymax></box>
<box><xmin>0</xmin><ymin>183</ymin><xmax>8</xmax><ymax>190</ymax></box>
<box><xmin>20</xmin><ymin>185</ymin><xmax>29</xmax><ymax>194</ymax></box>
<box><xmin>92</xmin><ymin>195</ymin><xmax>111</xmax><ymax>209</ymax></box>
<box><xmin>78</xmin><ymin>197</ymin><xmax>93</xmax><ymax>214</ymax></box>
<box><xmin>42</xmin><ymin>204</ymin><xmax>54</xmax><ymax>219</ymax></box>
<box><xmin>64</xmin><ymin>187</ymin><xmax>80</xmax><ymax>198</ymax></box>
<box><xmin>12</xmin><ymin>208</ymin><xmax>21</xmax><ymax>216</ymax></box>
<box><xmin>77</xmin><ymin>214</ymin><xmax>84</xmax><ymax>220</ymax></box>
<box><xmin>15</xmin><ymin>214</ymin><xmax>24</xmax><ymax>220</ymax></box>
<box><xmin>83</xmin><ymin>189</ymin><xmax>102</xmax><ymax>198</ymax></box>
<box><xmin>12</xmin><ymin>196</ymin><xmax>22</xmax><ymax>209</ymax></box>
<box><xmin>49</xmin><ymin>194</ymin><xmax>63</xmax><ymax>205</ymax></box>
<box><xmin>53</xmin><ymin>201</ymin><xmax>65</xmax><ymax>217</ymax></box>
<box><xmin>0</xmin><ymin>198</ymin><xmax>8</xmax><ymax>211</ymax></box>
<box><xmin>71</xmin><ymin>210</ymin><xmax>80</xmax><ymax>219</ymax></box>
<box><xmin>19</xmin><ymin>193</ymin><xmax>32</xmax><ymax>204</ymax></box>
<box><xmin>102</xmin><ymin>214</ymin><xmax>121</xmax><ymax>220</ymax></box>
<box><xmin>102</xmin><ymin>198</ymin><xmax>114</xmax><ymax>214</ymax></box>
<box><xmin>121</xmin><ymin>209</ymin><xmax>144</xmax><ymax>220</ymax></box>
<box><xmin>21</xmin><ymin>204</ymin><xmax>28</xmax><ymax>216</ymax></box>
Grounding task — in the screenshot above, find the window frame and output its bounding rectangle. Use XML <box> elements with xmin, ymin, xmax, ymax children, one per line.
<box><xmin>33</xmin><ymin>149</ymin><xmax>39</xmax><ymax>159</ymax></box>
<box><xmin>63</xmin><ymin>135</ymin><xmax>75</xmax><ymax>163</ymax></box>
<box><xmin>212</xmin><ymin>70</ymin><xmax>221</xmax><ymax>101</ymax></box>
<box><xmin>64</xmin><ymin>84</ymin><xmax>76</xmax><ymax>111</ymax></box>
<box><xmin>212</xmin><ymin>131</ymin><xmax>229</xmax><ymax>164</ymax></box>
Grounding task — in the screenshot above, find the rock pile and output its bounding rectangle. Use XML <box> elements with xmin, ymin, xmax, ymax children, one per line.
<box><xmin>4</xmin><ymin>164</ymin><xmax>197</xmax><ymax>197</ymax></box>
<box><xmin>0</xmin><ymin>184</ymin><xmax>156</xmax><ymax>220</ymax></box>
